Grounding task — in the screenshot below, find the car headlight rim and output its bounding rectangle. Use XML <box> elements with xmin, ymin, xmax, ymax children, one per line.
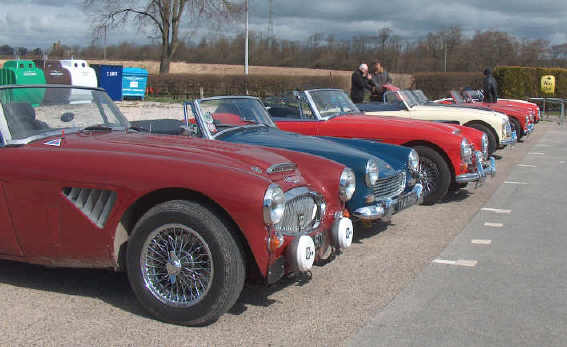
<box><xmin>461</xmin><ymin>137</ymin><xmax>473</xmax><ymax>164</ymax></box>
<box><xmin>263</xmin><ymin>184</ymin><xmax>285</xmax><ymax>225</ymax></box>
<box><xmin>339</xmin><ymin>167</ymin><xmax>356</xmax><ymax>201</ymax></box>
<box><xmin>408</xmin><ymin>149</ymin><xmax>419</xmax><ymax>172</ymax></box>
<box><xmin>481</xmin><ymin>134</ymin><xmax>489</xmax><ymax>159</ymax></box>
<box><xmin>365</xmin><ymin>160</ymin><xmax>379</xmax><ymax>187</ymax></box>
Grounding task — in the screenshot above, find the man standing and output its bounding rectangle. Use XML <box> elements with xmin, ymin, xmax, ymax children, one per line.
<box><xmin>483</xmin><ymin>67</ymin><xmax>498</xmax><ymax>103</ymax></box>
<box><xmin>351</xmin><ymin>63</ymin><xmax>372</xmax><ymax>103</ymax></box>
<box><xmin>370</xmin><ymin>60</ymin><xmax>392</xmax><ymax>102</ymax></box>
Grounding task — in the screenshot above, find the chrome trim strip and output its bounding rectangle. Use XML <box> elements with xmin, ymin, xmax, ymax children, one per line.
<box><xmin>267</xmin><ymin>162</ymin><xmax>297</xmax><ymax>174</ymax></box>
<box><xmin>455</xmin><ymin>173</ymin><xmax>481</xmax><ymax>184</ymax></box>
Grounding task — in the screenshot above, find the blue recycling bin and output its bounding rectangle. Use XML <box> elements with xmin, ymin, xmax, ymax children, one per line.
<box><xmin>92</xmin><ymin>64</ymin><xmax>123</xmax><ymax>101</ymax></box>
<box><xmin>122</xmin><ymin>67</ymin><xmax>148</xmax><ymax>100</ymax></box>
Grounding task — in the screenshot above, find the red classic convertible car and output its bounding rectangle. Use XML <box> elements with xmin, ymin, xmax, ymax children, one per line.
<box><xmin>266</xmin><ymin>89</ymin><xmax>495</xmax><ymax>204</ymax></box>
<box><xmin>451</xmin><ymin>90</ymin><xmax>535</xmax><ymax>139</ymax></box>
<box><xmin>459</xmin><ymin>89</ymin><xmax>541</xmax><ymax>122</ymax></box>
<box><xmin>0</xmin><ymin>85</ymin><xmax>355</xmax><ymax>325</ymax></box>
<box><xmin>433</xmin><ymin>90</ymin><xmax>536</xmax><ymax>138</ymax></box>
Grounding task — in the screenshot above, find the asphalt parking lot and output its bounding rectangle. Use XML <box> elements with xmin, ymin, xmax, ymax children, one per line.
<box><xmin>0</xmin><ymin>121</ymin><xmax>558</xmax><ymax>346</ymax></box>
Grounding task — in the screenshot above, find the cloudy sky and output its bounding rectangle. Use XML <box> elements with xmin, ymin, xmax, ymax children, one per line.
<box><xmin>1</xmin><ymin>0</ymin><xmax>566</xmax><ymax>49</ymax></box>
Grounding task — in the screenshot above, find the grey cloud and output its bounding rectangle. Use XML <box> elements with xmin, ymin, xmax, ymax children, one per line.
<box><xmin>1</xmin><ymin>0</ymin><xmax>566</xmax><ymax>48</ymax></box>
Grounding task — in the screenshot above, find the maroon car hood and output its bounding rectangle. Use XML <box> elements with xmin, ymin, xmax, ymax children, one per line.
<box><xmin>31</xmin><ymin>131</ymin><xmax>299</xmax><ymax>176</ymax></box>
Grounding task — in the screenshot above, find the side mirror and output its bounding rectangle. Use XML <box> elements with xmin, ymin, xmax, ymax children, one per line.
<box><xmin>180</xmin><ymin>123</ymin><xmax>200</xmax><ymax>136</ymax></box>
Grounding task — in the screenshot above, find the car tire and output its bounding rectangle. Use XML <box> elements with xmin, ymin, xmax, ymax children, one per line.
<box><xmin>126</xmin><ymin>200</ymin><xmax>246</xmax><ymax>326</ymax></box>
<box><xmin>509</xmin><ymin>117</ymin><xmax>523</xmax><ymax>140</ymax></box>
<box><xmin>413</xmin><ymin>146</ymin><xmax>451</xmax><ymax>205</ymax></box>
<box><xmin>467</xmin><ymin>123</ymin><xmax>497</xmax><ymax>155</ymax></box>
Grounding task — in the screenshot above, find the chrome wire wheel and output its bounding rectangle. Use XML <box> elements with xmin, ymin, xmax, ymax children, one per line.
<box><xmin>140</xmin><ymin>223</ymin><xmax>214</xmax><ymax>308</ymax></box>
<box><xmin>418</xmin><ymin>156</ymin><xmax>440</xmax><ymax>197</ymax></box>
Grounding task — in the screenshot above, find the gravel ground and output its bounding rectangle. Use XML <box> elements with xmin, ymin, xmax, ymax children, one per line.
<box><xmin>0</xmin><ymin>108</ymin><xmax>552</xmax><ymax>346</ymax></box>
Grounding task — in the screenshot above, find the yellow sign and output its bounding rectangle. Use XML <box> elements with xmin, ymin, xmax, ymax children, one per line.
<box><xmin>541</xmin><ymin>75</ymin><xmax>555</xmax><ymax>94</ymax></box>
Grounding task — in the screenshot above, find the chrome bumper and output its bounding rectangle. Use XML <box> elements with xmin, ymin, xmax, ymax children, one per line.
<box><xmin>500</xmin><ymin>130</ymin><xmax>517</xmax><ymax>146</ymax></box>
<box><xmin>353</xmin><ymin>184</ymin><xmax>423</xmax><ymax>221</ymax></box>
<box><xmin>455</xmin><ymin>152</ymin><xmax>496</xmax><ymax>185</ymax></box>
<box><xmin>526</xmin><ymin>123</ymin><xmax>535</xmax><ymax>134</ymax></box>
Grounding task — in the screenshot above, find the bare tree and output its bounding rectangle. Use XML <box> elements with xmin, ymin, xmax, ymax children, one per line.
<box><xmin>83</xmin><ymin>0</ymin><xmax>242</xmax><ymax>73</ymax></box>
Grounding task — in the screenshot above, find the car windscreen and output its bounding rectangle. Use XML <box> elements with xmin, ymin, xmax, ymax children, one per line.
<box><xmin>0</xmin><ymin>86</ymin><xmax>128</xmax><ymax>144</ymax></box>
<box><xmin>450</xmin><ymin>90</ymin><xmax>465</xmax><ymax>104</ymax></box>
<box><xmin>399</xmin><ymin>90</ymin><xmax>419</xmax><ymax>108</ymax></box>
<box><xmin>412</xmin><ymin>90</ymin><xmax>429</xmax><ymax>104</ymax></box>
<box><xmin>307</xmin><ymin>90</ymin><xmax>359</xmax><ymax>118</ymax></box>
<box><xmin>195</xmin><ymin>98</ymin><xmax>276</xmax><ymax>136</ymax></box>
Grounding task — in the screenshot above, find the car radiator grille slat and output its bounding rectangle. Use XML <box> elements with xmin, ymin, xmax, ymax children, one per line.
<box><xmin>275</xmin><ymin>194</ymin><xmax>318</xmax><ymax>235</ymax></box>
<box><xmin>372</xmin><ymin>172</ymin><xmax>406</xmax><ymax>200</ymax></box>
<box><xmin>63</xmin><ymin>187</ymin><xmax>117</xmax><ymax>228</ymax></box>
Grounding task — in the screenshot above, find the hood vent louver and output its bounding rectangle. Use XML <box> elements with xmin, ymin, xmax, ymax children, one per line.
<box><xmin>63</xmin><ymin>187</ymin><xmax>117</xmax><ymax>228</ymax></box>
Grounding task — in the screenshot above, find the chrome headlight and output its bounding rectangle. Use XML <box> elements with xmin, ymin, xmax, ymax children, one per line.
<box><xmin>529</xmin><ymin>112</ymin><xmax>534</xmax><ymax>122</ymax></box>
<box><xmin>365</xmin><ymin>160</ymin><xmax>379</xmax><ymax>187</ymax></box>
<box><xmin>263</xmin><ymin>184</ymin><xmax>285</xmax><ymax>225</ymax></box>
<box><xmin>408</xmin><ymin>149</ymin><xmax>419</xmax><ymax>172</ymax></box>
<box><xmin>481</xmin><ymin>133</ymin><xmax>489</xmax><ymax>159</ymax></box>
<box><xmin>339</xmin><ymin>168</ymin><xmax>356</xmax><ymax>201</ymax></box>
<box><xmin>525</xmin><ymin>115</ymin><xmax>529</xmax><ymax>125</ymax></box>
<box><xmin>461</xmin><ymin>137</ymin><xmax>473</xmax><ymax>164</ymax></box>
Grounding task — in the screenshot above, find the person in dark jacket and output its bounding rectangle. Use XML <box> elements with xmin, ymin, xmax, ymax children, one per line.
<box><xmin>483</xmin><ymin>67</ymin><xmax>498</xmax><ymax>103</ymax></box>
<box><xmin>351</xmin><ymin>64</ymin><xmax>373</xmax><ymax>103</ymax></box>
<box><xmin>370</xmin><ymin>60</ymin><xmax>392</xmax><ymax>102</ymax></box>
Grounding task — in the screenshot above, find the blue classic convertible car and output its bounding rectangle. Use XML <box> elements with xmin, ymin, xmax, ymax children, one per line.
<box><xmin>130</xmin><ymin>96</ymin><xmax>423</xmax><ymax>222</ymax></box>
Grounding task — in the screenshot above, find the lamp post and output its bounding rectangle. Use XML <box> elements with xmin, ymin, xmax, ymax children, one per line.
<box><xmin>244</xmin><ymin>0</ymin><xmax>249</xmax><ymax>75</ymax></box>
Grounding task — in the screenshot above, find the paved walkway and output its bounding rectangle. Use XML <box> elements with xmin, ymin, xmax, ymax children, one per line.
<box><xmin>348</xmin><ymin>124</ymin><xmax>567</xmax><ymax>347</ymax></box>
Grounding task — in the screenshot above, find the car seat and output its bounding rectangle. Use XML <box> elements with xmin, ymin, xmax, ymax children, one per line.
<box><xmin>3</xmin><ymin>102</ymin><xmax>47</xmax><ymax>139</ymax></box>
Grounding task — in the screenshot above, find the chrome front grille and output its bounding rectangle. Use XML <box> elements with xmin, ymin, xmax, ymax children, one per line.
<box><xmin>63</xmin><ymin>187</ymin><xmax>117</xmax><ymax>228</ymax></box>
<box><xmin>275</xmin><ymin>187</ymin><xmax>324</xmax><ymax>235</ymax></box>
<box><xmin>372</xmin><ymin>172</ymin><xmax>406</xmax><ymax>200</ymax></box>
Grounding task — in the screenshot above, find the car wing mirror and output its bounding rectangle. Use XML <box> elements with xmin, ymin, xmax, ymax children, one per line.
<box><xmin>179</xmin><ymin>123</ymin><xmax>200</xmax><ymax>136</ymax></box>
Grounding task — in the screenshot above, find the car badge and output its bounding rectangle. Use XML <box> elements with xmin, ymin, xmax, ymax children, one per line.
<box><xmin>250</xmin><ymin>166</ymin><xmax>262</xmax><ymax>174</ymax></box>
<box><xmin>44</xmin><ymin>138</ymin><xmax>62</xmax><ymax>147</ymax></box>
<box><xmin>284</xmin><ymin>175</ymin><xmax>300</xmax><ymax>184</ymax></box>
<box><xmin>297</xmin><ymin>213</ymin><xmax>305</xmax><ymax>231</ymax></box>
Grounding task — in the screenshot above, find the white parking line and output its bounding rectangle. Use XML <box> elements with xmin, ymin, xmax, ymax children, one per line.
<box><xmin>481</xmin><ymin>208</ymin><xmax>512</xmax><ymax>214</ymax></box>
<box><xmin>528</xmin><ymin>152</ymin><xmax>545</xmax><ymax>155</ymax></box>
<box><xmin>433</xmin><ymin>259</ymin><xmax>478</xmax><ymax>267</ymax></box>
<box><xmin>517</xmin><ymin>164</ymin><xmax>537</xmax><ymax>168</ymax></box>
<box><xmin>472</xmin><ymin>239</ymin><xmax>492</xmax><ymax>245</ymax></box>
<box><xmin>561</xmin><ymin>161</ymin><xmax>566</xmax><ymax>164</ymax></box>
<box><xmin>504</xmin><ymin>181</ymin><xmax>529</xmax><ymax>185</ymax></box>
<box><xmin>484</xmin><ymin>222</ymin><xmax>504</xmax><ymax>227</ymax></box>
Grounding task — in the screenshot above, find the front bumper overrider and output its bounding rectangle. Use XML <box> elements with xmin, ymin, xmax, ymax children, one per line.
<box><xmin>500</xmin><ymin>130</ymin><xmax>517</xmax><ymax>146</ymax></box>
<box><xmin>455</xmin><ymin>151</ymin><xmax>496</xmax><ymax>184</ymax></box>
<box><xmin>526</xmin><ymin>123</ymin><xmax>535</xmax><ymax>135</ymax></box>
<box><xmin>352</xmin><ymin>183</ymin><xmax>423</xmax><ymax>221</ymax></box>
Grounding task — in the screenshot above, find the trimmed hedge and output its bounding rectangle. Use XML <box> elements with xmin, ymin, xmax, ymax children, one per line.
<box><xmin>147</xmin><ymin>73</ymin><xmax>350</xmax><ymax>99</ymax></box>
<box><xmin>493</xmin><ymin>66</ymin><xmax>567</xmax><ymax>99</ymax></box>
<box><xmin>413</xmin><ymin>72</ymin><xmax>483</xmax><ymax>100</ymax></box>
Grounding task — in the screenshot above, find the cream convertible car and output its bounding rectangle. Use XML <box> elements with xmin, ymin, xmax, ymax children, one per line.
<box><xmin>357</xmin><ymin>90</ymin><xmax>516</xmax><ymax>155</ymax></box>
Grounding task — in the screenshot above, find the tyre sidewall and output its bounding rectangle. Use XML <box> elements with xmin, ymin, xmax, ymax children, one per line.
<box><xmin>415</xmin><ymin>146</ymin><xmax>451</xmax><ymax>205</ymax></box>
<box><xmin>126</xmin><ymin>203</ymin><xmax>241</xmax><ymax>325</ymax></box>
<box><xmin>510</xmin><ymin>117</ymin><xmax>523</xmax><ymax>139</ymax></box>
<box><xmin>468</xmin><ymin>123</ymin><xmax>497</xmax><ymax>155</ymax></box>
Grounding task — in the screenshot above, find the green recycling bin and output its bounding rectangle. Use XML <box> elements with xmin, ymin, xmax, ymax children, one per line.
<box><xmin>0</xmin><ymin>60</ymin><xmax>46</xmax><ymax>106</ymax></box>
